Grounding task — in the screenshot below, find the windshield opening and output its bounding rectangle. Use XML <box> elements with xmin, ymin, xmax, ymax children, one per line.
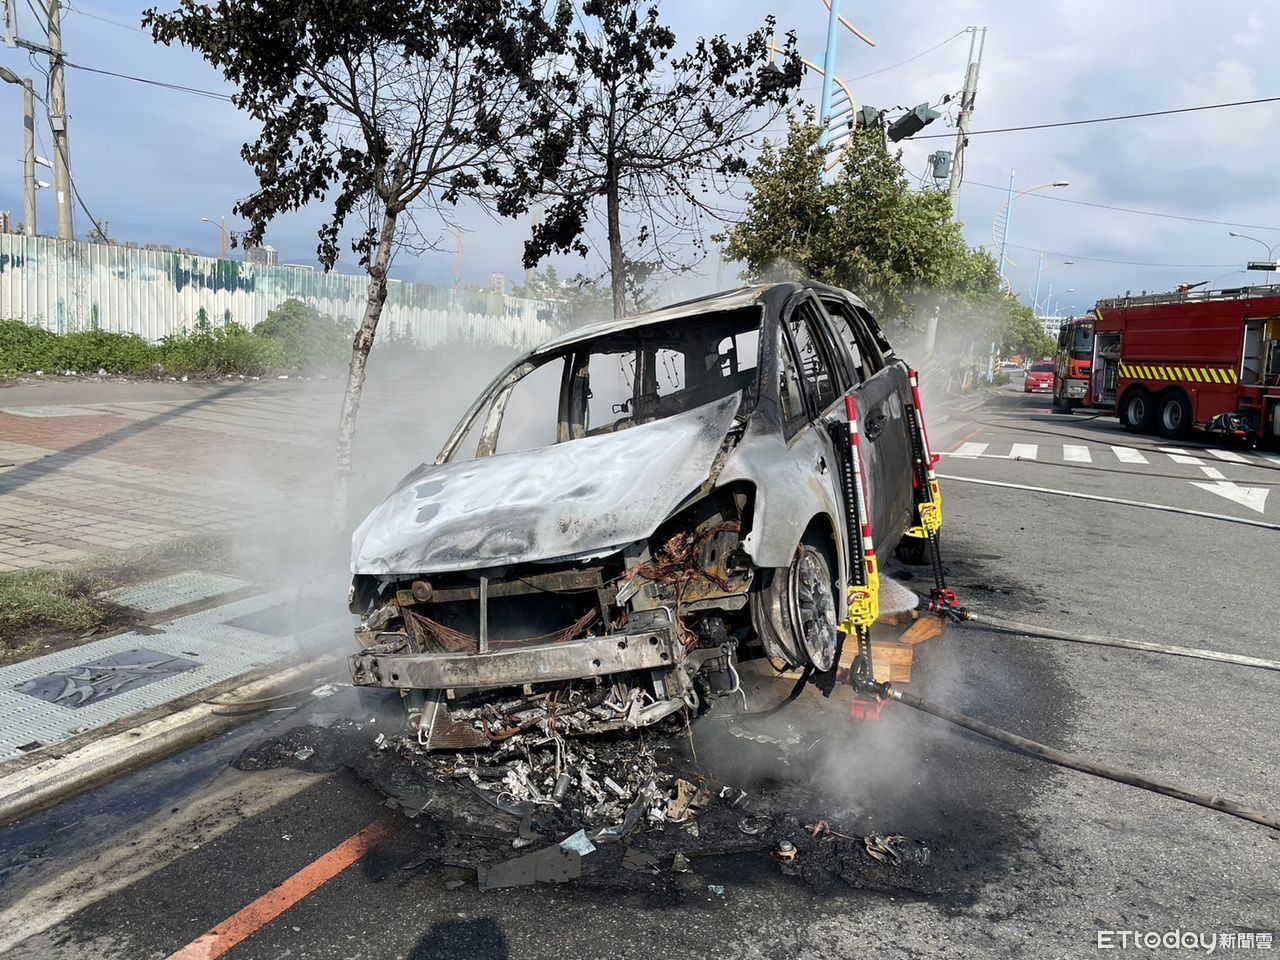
<box><xmin>576</xmin><ymin>307</ymin><xmax>761</xmax><ymax>437</ymax></box>
<box><xmin>1071</xmin><ymin>323</ymin><xmax>1094</xmax><ymax>361</ymax></box>
<box><xmin>447</xmin><ymin>306</ymin><xmax>762</xmax><ymax>461</ymax></box>
<box><xmin>1031</xmin><ymin>362</ymin><xmax>1056</xmax><ymax>373</ymax></box>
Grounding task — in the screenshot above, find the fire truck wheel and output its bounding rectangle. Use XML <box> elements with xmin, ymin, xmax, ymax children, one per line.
<box><xmin>1120</xmin><ymin>389</ymin><xmax>1155</xmax><ymax>433</ymax></box>
<box><xmin>1157</xmin><ymin>391</ymin><xmax>1192</xmax><ymax>439</ymax></box>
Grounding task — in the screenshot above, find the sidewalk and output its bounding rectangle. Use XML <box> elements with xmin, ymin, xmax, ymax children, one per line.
<box><xmin>0</xmin><ymin>382</ymin><xmax>338</xmax><ymax>571</ymax></box>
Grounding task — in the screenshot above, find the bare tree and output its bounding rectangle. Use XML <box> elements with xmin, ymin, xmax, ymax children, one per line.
<box><xmin>522</xmin><ymin>0</ymin><xmax>801</xmax><ymax>317</ymax></box>
<box><xmin>145</xmin><ymin>0</ymin><xmax>568</xmax><ymax>514</ymax></box>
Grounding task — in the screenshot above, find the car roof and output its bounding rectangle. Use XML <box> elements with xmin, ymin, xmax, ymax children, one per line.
<box><xmin>530</xmin><ymin>280</ymin><xmax>874</xmax><ymax>356</ymax></box>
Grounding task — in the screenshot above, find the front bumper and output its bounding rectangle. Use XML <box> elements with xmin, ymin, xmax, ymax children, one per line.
<box><xmin>349</xmin><ymin>612</ymin><xmax>684</xmax><ymax>691</ymax></box>
<box><xmin>1064</xmin><ymin>379</ymin><xmax>1087</xmax><ymax>398</ymax></box>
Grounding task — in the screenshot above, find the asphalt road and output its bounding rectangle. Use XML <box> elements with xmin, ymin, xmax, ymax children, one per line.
<box><xmin>1</xmin><ymin>385</ymin><xmax>1277</xmax><ymax>959</ymax></box>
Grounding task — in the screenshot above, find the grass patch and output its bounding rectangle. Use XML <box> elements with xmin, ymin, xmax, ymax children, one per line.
<box><xmin>0</xmin><ymin>568</ymin><xmax>108</xmax><ymax>648</ymax></box>
<box><xmin>0</xmin><ymin>533</ymin><xmax>236</xmax><ymax>656</ymax></box>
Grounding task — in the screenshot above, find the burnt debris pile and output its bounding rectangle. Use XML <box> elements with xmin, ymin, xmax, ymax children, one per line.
<box><xmin>233</xmin><ymin>703</ymin><xmax>936</xmax><ymax>897</ymax></box>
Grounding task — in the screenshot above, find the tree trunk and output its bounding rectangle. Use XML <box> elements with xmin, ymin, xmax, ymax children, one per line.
<box><xmin>334</xmin><ymin>206</ymin><xmax>399</xmax><ymax>525</ymax></box>
<box><xmin>605</xmin><ymin>159</ymin><xmax>626</xmax><ymax>319</ymax></box>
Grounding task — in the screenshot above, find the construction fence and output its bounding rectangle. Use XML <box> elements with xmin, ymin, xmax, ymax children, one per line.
<box><xmin>0</xmin><ymin>234</ymin><xmax>558</xmax><ymax>351</ymax></box>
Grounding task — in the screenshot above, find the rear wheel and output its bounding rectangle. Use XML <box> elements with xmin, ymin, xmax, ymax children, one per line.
<box><xmin>1157</xmin><ymin>391</ymin><xmax>1192</xmax><ymax>439</ymax></box>
<box><xmin>895</xmin><ymin>535</ymin><xmax>929</xmax><ymax>565</ymax></box>
<box><xmin>1120</xmin><ymin>389</ymin><xmax>1154</xmax><ymax>433</ymax></box>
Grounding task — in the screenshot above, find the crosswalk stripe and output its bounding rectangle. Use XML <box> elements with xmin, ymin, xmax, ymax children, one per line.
<box><xmin>1062</xmin><ymin>444</ymin><xmax>1092</xmax><ymax>462</ymax></box>
<box><xmin>1209</xmin><ymin>449</ymin><xmax>1248</xmax><ymax>463</ymax></box>
<box><xmin>1111</xmin><ymin>446</ymin><xmax>1148</xmax><ymax>464</ymax></box>
<box><xmin>1159</xmin><ymin>447</ymin><xmax>1204</xmax><ymax>465</ymax></box>
<box><xmin>951</xmin><ymin>442</ymin><xmax>988</xmax><ymax>458</ymax></box>
<box><xmin>1007</xmin><ymin>443</ymin><xmax>1038</xmax><ymax>460</ymax></box>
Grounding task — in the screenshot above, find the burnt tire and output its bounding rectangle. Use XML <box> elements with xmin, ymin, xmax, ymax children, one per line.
<box><xmin>1157</xmin><ymin>391</ymin><xmax>1192</xmax><ymax>440</ymax></box>
<box><xmin>750</xmin><ymin>541</ymin><xmax>839</xmax><ymax>671</ymax></box>
<box><xmin>1120</xmin><ymin>389</ymin><xmax>1155</xmax><ymax>433</ymax></box>
<box><xmin>894</xmin><ymin>535</ymin><xmax>929</xmax><ymax>565</ymax></box>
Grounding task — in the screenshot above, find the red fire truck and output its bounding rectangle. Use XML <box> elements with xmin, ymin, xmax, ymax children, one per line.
<box><xmin>1089</xmin><ymin>285</ymin><xmax>1280</xmax><ymax>442</ymax></box>
<box><xmin>1052</xmin><ymin>316</ymin><xmax>1096</xmax><ymax>411</ymax></box>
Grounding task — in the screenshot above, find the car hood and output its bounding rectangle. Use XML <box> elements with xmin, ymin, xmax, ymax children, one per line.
<box><xmin>351</xmin><ymin>393</ymin><xmax>742</xmax><ymax>575</ymax></box>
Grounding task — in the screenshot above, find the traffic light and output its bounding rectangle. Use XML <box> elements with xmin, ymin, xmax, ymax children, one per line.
<box><xmin>887</xmin><ymin>103</ymin><xmax>941</xmax><ymax>142</ymax></box>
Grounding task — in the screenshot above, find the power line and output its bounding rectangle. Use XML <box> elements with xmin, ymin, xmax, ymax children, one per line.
<box><xmin>1007</xmin><ymin>243</ymin><xmax>1237</xmax><ymax>269</ymax></box>
<box><xmin>847</xmin><ymin>30</ymin><xmax>968</xmax><ymax>82</ymax></box>
<box><xmin>65</xmin><ymin>61</ymin><xmax>234</xmax><ymax>101</ymax></box>
<box><xmin>966</xmin><ymin>179</ymin><xmax>1280</xmax><ymax>232</ymax></box>
<box><xmin>64</xmin><ymin>2</ymin><xmax>147</xmax><ymax>33</ymax></box>
<box><xmin>915</xmin><ymin>94</ymin><xmax>1280</xmax><ymax>139</ymax></box>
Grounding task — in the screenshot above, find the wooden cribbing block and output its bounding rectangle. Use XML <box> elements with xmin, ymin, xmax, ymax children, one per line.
<box><xmin>899</xmin><ymin>616</ymin><xmax>946</xmax><ymax>646</ymax></box>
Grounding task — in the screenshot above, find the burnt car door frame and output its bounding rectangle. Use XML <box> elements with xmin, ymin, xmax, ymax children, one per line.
<box><xmin>817</xmin><ymin>293</ymin><xmax>916</xmax><ymax>546</ymax></box>
<box><xmin>776</xmin><ymin>290</ymin><xmax>859</xmax><ymax>591</ymax></box>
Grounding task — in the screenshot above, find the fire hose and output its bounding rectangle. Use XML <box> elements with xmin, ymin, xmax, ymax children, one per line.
<box><xmin>961</xmin><ymin>611</ymin><xmax>1280</xmax><ymax>672</ymax></box>
<box><xmin>889</xmin><ymin>686</ymin><xmax>1280</xmax><ymax>832</ymax></box>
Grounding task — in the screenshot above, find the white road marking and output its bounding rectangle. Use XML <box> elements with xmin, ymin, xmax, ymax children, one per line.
<box><xmin>1008</xmin><ymin>443</ymin><xmax>1038</xmax><ymax>460</ymax></box>
<box><xmin>1193</xmin><ymin>464</ymin><xmax>1270</xmax><ymax>513</ymax></box>
<box><xmin>1159</xmin><ymin>447</ymin><xmax>1204</xmax><ymax>465</ymax></box>
<box><xmin>1191</xmin><ymin>479</ymin><xmax>1270</xmax><ymax>513</ymax></box>
<box><xmin>949</xmin><ymin>442</ymin><xmax>989</xmax><ymax>458</ymax></box>
<box><xmin>937</xmin><ymin>473</ymin><xmax>1280</xmax><ymax>530</ymax></box>
<box><xmin>1209</xmin><ymin>448</ymin><xmax>1248</xmax><ymax>463</ymax></box>
<box><xmin>1255</xmin><ymin>453</ymin><xmax>1280</xmax><ymax>467</ymax></box>
<box><xmin>1111</xmin><ymin>446</ymin><xmax>1148</xmax><ymax>464</ymax></box>
<box><xmin>1062</xmin><ymin>444</ymin><xmax>1092</xmax><ymax>462</ymax></box>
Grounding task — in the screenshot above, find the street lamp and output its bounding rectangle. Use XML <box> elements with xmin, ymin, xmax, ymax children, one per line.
<box><xmin>1031</xmin><ymin>257</ymin><xmax>1073</xmax><ymax>316</ymax></box>
<box><xmin>1047</xmin><ymin>288</ymin><xmax>1075</xmax><ymax>316</ymax></box>
<box><xmin>201</xmin><ymin>216</ymin><xmax>228</xmax><ymax>259</ymax></box>
<box><xmin>0</xmin><ymin>66</ymin><xmax>36</xmax><ymax>237</ymax></box>
<box><xmin>1227</xmin><ymin>231</ymin><xmax>1279</xmax><ymax>286</ymax></box>
<box><xmin>994</xmin><ymin>173</ymin><xmax>1070</xmax><ymax>286</ymax></box>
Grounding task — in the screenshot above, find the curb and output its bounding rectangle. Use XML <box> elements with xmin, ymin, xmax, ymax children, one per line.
<box><xmin>0</xmin><ymin>654</ymin><xmax>345</xmax><ymax>829</ymax></box>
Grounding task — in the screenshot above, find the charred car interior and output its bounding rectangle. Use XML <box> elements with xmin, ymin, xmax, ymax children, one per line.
<box><xmin>347</xmin><ymin>282</ymin><xmax>923</xmax><ymax>749</ymax></box>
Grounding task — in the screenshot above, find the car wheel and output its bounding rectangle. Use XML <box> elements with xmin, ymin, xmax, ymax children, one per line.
<box><xmin>750</xmin><ymin>540</ymin><xmax>839</xmax><ymax>671</ymax></box>
<box><xmin>1120</xmin><ymin>389</ymin><xmax>1154</xmax><ymax>433</ymax></box>
<box><xmin>1157</xmin><ymin>391</ymin><xmax>1191</xmax><ymax>439</ymax></box>
<box><xmin>1051</xmin><ymin>392</ymin><xmax>1071</xmax><ymax>414</ymax></box>
<box><xmin>894</xmin><ymin>535</ymin><xmax>929</xmax><ymax>565</ymax></box>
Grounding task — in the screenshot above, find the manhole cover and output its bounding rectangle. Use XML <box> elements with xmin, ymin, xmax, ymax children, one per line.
<box><xmin>14</xmin><ymin>648</ymin><xmax>200</xmax><ymax>708</ymax></box>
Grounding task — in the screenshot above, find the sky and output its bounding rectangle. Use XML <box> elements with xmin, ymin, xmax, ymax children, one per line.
<box><xmin>1</xmin><ymin>0</ymin><xmax>1278</xmax><ymax>316</ymax></box>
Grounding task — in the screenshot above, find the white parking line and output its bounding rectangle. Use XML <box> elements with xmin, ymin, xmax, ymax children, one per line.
<box><xmin>1062</xmin><ymin>444</ymin><xmax>1092</xmax><ymax>462</ymax></box>
<box><xmin>1111</xmin><ymin>446</ymin><xmax>1148</xmax><ymax>464</ymax></box>
<box><xmin>950</xmin><ymin>442</ymin><xmax>989</xmax><ymax>458</ymax></box>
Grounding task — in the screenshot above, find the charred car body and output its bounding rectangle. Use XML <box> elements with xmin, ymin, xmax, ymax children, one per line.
<box><xmin>348</xmin><ymin>282</ymin><xmax>922</xmax><ymax>747</ymax></box>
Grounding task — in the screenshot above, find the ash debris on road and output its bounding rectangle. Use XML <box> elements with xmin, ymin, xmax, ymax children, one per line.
<box><xmin>233</xmin><ymin>699</ymin><xmax>937</xmax><ymax>899</ymax></box>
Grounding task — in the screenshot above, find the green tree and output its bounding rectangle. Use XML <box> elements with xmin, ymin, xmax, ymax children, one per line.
<box><xmin>523</xmin><ymin>0</ymin><xmax>801</xmax><ymax>317</ymax></box>
<box><xmin>146</xmin><ymin>0</ymin><xmax>570</xmax><ymax>516</ymax></box>
<box><xmin>720</xmin><ymin>113</ymin><xmax>1042</xmax><ymax>353</ymax></box>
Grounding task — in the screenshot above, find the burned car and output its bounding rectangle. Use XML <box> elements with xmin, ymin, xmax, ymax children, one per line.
<box><xmin>347</xmin><ymin>282</ymin><xmax>921</xmax><ymax>747</ymax></box>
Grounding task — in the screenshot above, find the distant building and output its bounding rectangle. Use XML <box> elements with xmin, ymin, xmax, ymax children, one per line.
<box><xmin>245</xmin><ymin>244</ymin><xmax>278</xmax><ymax>266</ymax></box>
<box><xmin>489</xmin><ymin>272</ymin><xmax>507</xmax><ymax>294</ymax></box>
<box><xmin>1040</xmin><ymin>315</ymin><xmax>1068</xmax><ymax>339</ymax></box>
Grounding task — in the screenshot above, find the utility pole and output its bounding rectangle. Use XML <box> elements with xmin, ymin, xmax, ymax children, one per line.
<box><xmin>946</xmin><ymin>26</ymin><xmax>986</xmax><ymax>205</ymax></box>
<box><xmin>0</xmin><ymin>65</ymin><xmax>35</xmax><ymax>234</ymax></box>
<box><xmin>21</xmin><ymin>76</ymin><xmax>33</xmax><ymax>234</ymax></box>
<box><xmin>47</xmin><ymin>0</ymin><xmax>72</xmax><ymax>239</ymax></box>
